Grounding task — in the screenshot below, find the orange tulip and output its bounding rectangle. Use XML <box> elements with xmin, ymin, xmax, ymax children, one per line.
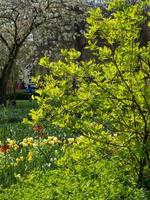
<box><xmin>32</xmin><ymin>125</ymin><xmax>44</xmax><ymax>132</ymax></box>
<box><xmin>0</xmin><ymin>144</ymin><xmax>10</xmax><ymax>153</ymax></box>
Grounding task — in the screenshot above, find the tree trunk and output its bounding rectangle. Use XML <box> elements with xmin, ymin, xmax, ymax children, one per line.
<box><xmin>0</xmin><ymin>49</ymin><xmax>18</xmax><ymax>106</ymax></box>
<box><xmin>137</xmin><ymin>130</ymin><xmax>149</xmax><ymax>188</ymax></box>
<box><xmin>13</xmin><ymin>81</ymin><xmax>17</xmax><ymax>102</ymax></box>
<box><xmin>0</xmin><ymin>78</ymin><xmax>7</xmax><ymax>106</ymax></box>
<box><xmin>0</xmin><ymin>64</ymin><xmax>13</xmax><ymax>106</ymax></box>
<box><xmin>137</xmin><ymin>158</ymin><xmax>146</xmax><ymax>188</ymax></box>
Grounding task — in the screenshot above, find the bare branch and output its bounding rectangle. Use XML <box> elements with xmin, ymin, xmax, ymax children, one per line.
<box><xmin>0</xmin><ymin>33</ymin><xmax>11</xmax><ymax>51</ymax></box>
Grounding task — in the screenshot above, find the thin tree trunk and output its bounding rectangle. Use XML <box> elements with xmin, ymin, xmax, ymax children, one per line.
<box><xmin>137</xmin><ymin>130</ymin><xmax>149</xmax><ymax>188</ymax></box>
<box><xmin>0</xmin><ymin>78</ymin><xmax>7</xmax><ymax>106</ymax></box>
<box><xmin>0</xmin><ymin>48</ymin><xmax>19</xmax><ymax>106</ymax></box>
<box><xmin>137</xmin><ymin>158</ymin><xmax>146</xmax><ymax>188</ymax></box>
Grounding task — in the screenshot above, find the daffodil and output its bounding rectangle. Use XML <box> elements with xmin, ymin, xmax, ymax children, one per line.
<box><xmin>20</xmin><ymin>137</ymin><xmax>34</xmax><ymax>147</ymax></box>
<box><xmin>16</xmin><ymin>158</ymin><xmax>20</xmax><ymax>163</ymax></box>
<box><xmin>15</xmin><ymin>156</ymin><xmax>24</xmax><ymax>164</ymax></box>
<box><xmin>20</xmin><ymin>141</ymin><xmax>28</xmax><ymax>147</ymax></box>
<box><xmin>53</xmin><ymin>137</ymin><xmax>58</xmax><ymax>143</ymax></box>
<box><xmin>47</xmin><ymin>136</ymin><xmax>53</xmax><ymax>141</ymax></box>
<box><xmin>49</xmin><ymin>140</ymin><xmax>55</xmax><ymax>145</ymax></box>
<box><xmin>19</xmin><ymin>156</ymin><xmax>24</xmax><ymax>161</ymax></box>
<box><xmin>28</xmin><ymin>151</ymin><xmax>33</xmax><ymax>161</ymax></box>
<box><xmin>26</xmin><ymin>137</ymin><xmax>34</xmax><ymax>146</ymax></box>
<box><xmin>7</xmin><ymin>138</ymin><xmax>18</xmax><ymax>149</ymax></box>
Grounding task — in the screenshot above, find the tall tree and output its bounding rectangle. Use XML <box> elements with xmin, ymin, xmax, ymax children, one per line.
<box><xmin>0</xmin><ymin>0</ymin><xmax>94</xmax><ymax>105</ymax></box>
<box><xmin>0</xmin><ymin>0</ymin><xmax>50</xmax><ymax>105</ymax></box>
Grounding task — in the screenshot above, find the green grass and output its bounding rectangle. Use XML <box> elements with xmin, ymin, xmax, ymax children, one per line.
<box><xmin>0</xmin><ymin>100</ymin><xmax>37</xmax><ymax>141</ymax></box>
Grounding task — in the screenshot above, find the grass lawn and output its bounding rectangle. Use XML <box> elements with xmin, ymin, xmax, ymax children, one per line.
<box><xmin>0</xmin><ymin>100</ymin><xmax>37</xmax><ymax>142</ymax></box>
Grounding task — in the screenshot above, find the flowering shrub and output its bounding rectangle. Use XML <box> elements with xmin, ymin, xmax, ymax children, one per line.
<box><xmin>25</xmin><ymin>0</ymin><xmax>150</xmax><ymax>189</ymax></box>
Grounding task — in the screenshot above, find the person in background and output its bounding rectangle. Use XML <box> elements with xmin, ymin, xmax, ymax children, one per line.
<box><xmin>26</xmin><ymin>84</ymin><xmax>33</xmax><ymax>101</ymax></box>
<box><xmin>21</xmin><ymin>81</ymin><xmax>25</xmax><ymax>89</ymax></box>
<box><xmin>17</xmin><ymin>80</ymin><xmax>25</xmax><ymax>90</ymax></box>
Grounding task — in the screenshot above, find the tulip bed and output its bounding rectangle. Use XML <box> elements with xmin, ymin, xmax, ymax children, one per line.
<box><xmin>0</xmin><ymin>101</ymin><xmax>149</xmax><ymax>199</ymax></box>
<box><xmin>0</xmin><ymin>101</ymin><xmax>78</xmax><ymax>188</ymax></box>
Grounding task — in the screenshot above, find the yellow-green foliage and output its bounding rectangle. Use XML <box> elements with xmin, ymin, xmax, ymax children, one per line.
<box><xmin>26</xmin><ymin>0</ymin><xmax>150</xmax><ymax>188</ymax></box>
